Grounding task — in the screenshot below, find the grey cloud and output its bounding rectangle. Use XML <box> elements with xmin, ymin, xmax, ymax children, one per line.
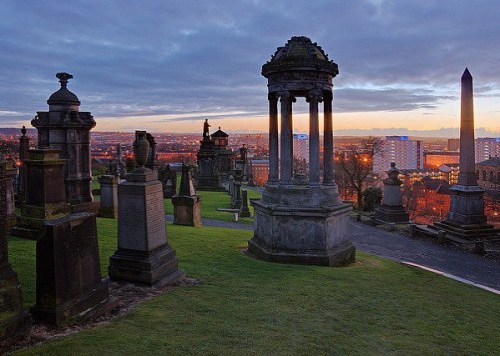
<box><xmin>1</xmin><ymin>0</ymin><xmax>500</xmax><ymax>126</ymax></box>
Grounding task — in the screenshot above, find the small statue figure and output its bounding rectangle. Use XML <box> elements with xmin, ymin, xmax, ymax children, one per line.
<box><xmin>203</xmin><ymin>119</ymin><xmax>211</xmax><ymax>139</ymax></box>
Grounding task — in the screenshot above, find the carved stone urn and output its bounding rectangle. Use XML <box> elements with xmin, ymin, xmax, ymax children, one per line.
<box><xmin>133</xmin><ymin>131</ymin><xmax>150</xmax><ymax>172</ymax></box>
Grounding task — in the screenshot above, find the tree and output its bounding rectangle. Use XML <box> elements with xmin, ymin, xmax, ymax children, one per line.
<box><xmin>362</xmin><ymin>187</ymin><xmax>382</xmax><ymax>211</ymax></box>
<box><xmin>336</xmin><ymin>150</ymin><xmax>372</xmax><ymax>210</ymax></box>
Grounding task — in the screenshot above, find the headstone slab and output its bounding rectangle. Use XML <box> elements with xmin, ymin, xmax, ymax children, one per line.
<box><xmin>172</xmin><ymin>195</ymin><xmax>202</xmax><ymax>227</ymax></box>
<box><xmin>30</xmin><ymin>211</ymin><xmax>109</xmax><ymax>326</ymax></box>
<box><xmin>0</xmin><ymin>161</ymin><xmax>17</xmax><ymax>232</ymax></box>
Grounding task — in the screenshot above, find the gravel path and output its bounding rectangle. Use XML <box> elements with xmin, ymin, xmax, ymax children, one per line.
<box><xmin>166</xmin><ymin>214</ymin><xmax>499</xmax><ymax>291</ymax></box>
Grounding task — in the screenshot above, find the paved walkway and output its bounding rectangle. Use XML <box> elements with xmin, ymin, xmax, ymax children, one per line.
<box><xmin>166</xmin><ymin>215</ymin><xmax>500</xmax><ymax>291</ymax></box>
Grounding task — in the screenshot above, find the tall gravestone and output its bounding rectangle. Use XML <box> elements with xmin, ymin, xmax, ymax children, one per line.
<box><xmin>159</xmin><ymin>164</ymin><xmax>177</xmax><ymax>198</ymax></box>
<box><xmin>31</xmin><ymin>72</ymin><xmax>97</xmax><ymax>213</ymax></box>
<box><xmin>109</xmin><ymin>131</ymin><xmax>183</xmax><ymax>286</ymax></box>
<box><xmin>249</xmin><ymin>36</ymin><xmax>355</xmax><ymax>266</ymax></box>
<box><xmin>196</xmin><ymin>119</ymin><xmax>222</xmax><ymax>190</ymax></box>
<box><xmin>26</xmin><ymin>150</ymin><xmax>108</xmax><ymax>325</ymax></box>
<box><xmin>0</xmin><ymin>161</ymin><xmax>31</xmax><ymax>349</ymax></box>
<box><xmin>432</xmin><ymin>69</ymin><xmax>499</xmax><ymax>240</ymax></box>
<box><xmin>172</xmin><ymin>164</ymin><xmax>202</xmax><ymax>227</ymax></box>
<box><xmin>374</xmin><ymin>162</ymin><xmax>409</xmax><ymax>223</ymax></box>
<box><xmin>98</xmin><ymin>175</ymin><xmax>118</xmax><ymax>218</ymax></box>
<box><xmin>0</xmin><ymin>161</ymin><xmax>17</xmax><ymax>232</ymax></box>
<box><xmin>16</xmin><ymin>125</ymin><xmax>30</xmax><ymax>201</ymax></box>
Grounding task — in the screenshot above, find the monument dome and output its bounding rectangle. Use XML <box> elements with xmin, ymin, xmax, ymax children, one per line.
<box><xmin>47</xmin><ymin>72</ymin><xmax>81</xmax><ymax>109</ymax></box>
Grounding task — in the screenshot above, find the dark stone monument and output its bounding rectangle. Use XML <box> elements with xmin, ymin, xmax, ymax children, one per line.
<box><xmin>0</xmin><ymin>161</ymin><xmax>31</xmax><ymax>349</ymax></box>
<box><xmin>109</xmin><ymin>131</ymin><xmax>183</xmax><ymax>286</ymax></box>
<box><xmin>374</xmin><ymin>162</ymin><xmax>409</xmax><ymax>223</ymax></box>
<box><xmin>116</xmin><ymin>144</ymin><xmax>127</xmax><ymax>180</ymax></box>
<box><xmin>196</xmin><ymin>119</ymin><xmax>222</xmax><ymax>190</ymax></box>
<box><xmin>98</xmin><ymin>175</ymin><xmax>118</xmax><ymax>218</ymax></box>
<box><xmin>249</xmin><ymin>36</ymin><xmax>355</xmax><ymax>266</ymax></box>
<box><xmin>12</xmin><ymin>149</ymin><xmax>71</xmax><ymax>240</ymax></box>
<box><xmin>172</xmin><ymin>164</ymin><xmax>202</xmax><ymax>227</ymax></box>
<box><xmin>16</xmin><ymin>125</ymin><xmax>30</xmax><ymax>201</ymax></box>
<box><xmin>239</xmin><ymin>189</ymin><xmax>251</xmax><ymax>218</ymax></box>
<box><xmin>0</xmin><ymin>161</ymin><xmax>17</xmax><ymax>232</ymax></box>
<box><xmin>24</xmin><ymin>151</ymin><xmax>108</xmax><ymax>326</ymax></box>
<box><xmin>211</xmin><ymin>126</ymin><xmax>233</xmax><ymax>184</ymax></box>
<box><xmin>31</xmin><ymin>73</ymin><xmax>97</xmax><ymax>213</ymax></box>
<box><xmin>432</xmin><ymin>69</ymin><xmax>499</xmax><ymax>240</ymax></box>
<box><xmin>145</xmin><ymin>133</ymin><xmax>159</xmax><ymax>179</ymax></box>
<box><xmin>159</xmin><ymin>164</ymin><xmax>177</xmax><ymax>198</ymax></box>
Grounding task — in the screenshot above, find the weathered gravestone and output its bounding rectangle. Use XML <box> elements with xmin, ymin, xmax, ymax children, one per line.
<box><xmin>26</xmin><ymin>149</ymin><xmax>109</xmax><ymax>325</ymax></box>
<box><xmin>172</xmin><ymin>164</ymin><xmax>202</xmax><ymax>227</ymax></box>
<box><xmin>98</xmin><ymin>175</ymin><xmax>118</xmax><ymax>219</ymax></box>
<box><xmin>0</xmin><ymin>161</ymin><xmax>17</xmax><ymax>233</ymax></box>
<box><xmin>159</xmin><ymin>164</ymin><xmax>177</xmax><ymax>199</ymax></box>
<box><xmin>0</xmin><ymin>161</ymin><xmax>31</xmax><ymax>349</ymax></box>
<box><xmin>109</xmin><ymin>131</ymin><xmax>183</xmax><ymax>286</ymax></box>
<box><xmin>239</xmin><ymin>189</ymin><xmax>251</xmax><ymax>218</ymax></box>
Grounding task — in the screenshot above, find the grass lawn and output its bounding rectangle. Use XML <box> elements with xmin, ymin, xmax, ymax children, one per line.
<box><xmin>9</xmin><ymin>218</ymin><xmax>500</xmax><ymax>354</ymax></box>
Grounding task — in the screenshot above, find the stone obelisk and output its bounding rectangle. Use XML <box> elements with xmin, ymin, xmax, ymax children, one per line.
<box><xmin>433</xmin><ymin>68</ymin><xmax>498</xmax><ymax>240</ymax></box>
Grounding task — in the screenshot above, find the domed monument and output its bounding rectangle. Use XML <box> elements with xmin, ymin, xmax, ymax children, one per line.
<box><xmin>248</xmin><ymin>36</ymin><xmax>355</xmax><ymax>266</ymax></box>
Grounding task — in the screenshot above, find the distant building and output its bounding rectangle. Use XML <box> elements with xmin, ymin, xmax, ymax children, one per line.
<box><xmin>373</xmin><ymin>136</ymin><xmax>423</xmax><ymax>174</ymax></box>
<box><xmin>476</xmin><ymin>157</ymin><xmax>500</xmax><ymax>190</ymax></box>
<box><xmin>292</xmin><ymin>133</ymin><xmax>309</xmax><ymax>163</ymax></box>
<box><xmin>447</xmin><ymin>138</ymin><xmax>460</xmax><ymax>151</ymax></box>
<box><xmin>424</xmin><ymin>151</ymin><xmax>460</xmax><ymax>169</ymax></box>
<box><xmin>250</xmin><ymin>159</ymin><xmax>269</xmax><ymax>186</ymax></box>
<box><xmin>475</xmin><ymin>137</ymin><xmax>500</xmax><ymax>163</ymax></box>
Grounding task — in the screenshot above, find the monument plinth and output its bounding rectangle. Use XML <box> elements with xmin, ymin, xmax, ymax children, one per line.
<box><xmin>98</xmin><ymin>174</ymin><xmax>118</xmax><ymax>218</ymax></box>
<box><xmin>109</xmin><ymin>131</ymin><xmax>183</xmax><ymax>286</ymax></box>
<box><xmin>0</xmin><ymin>161</ymin><xmax>17</xmax><ymax>232</ymax></box>
<box><xmin>432</xmin><ymin>69</ymin><xmax>499</xmax><ymax>241</ymax></box>
<box><xmin>374</xmin><ymin>162</ymin><xmax>409</xmax><ymax>224</ymax></box>
<box><xmin>249</xmin><ymin>36</ymin><xmax>355</xmax><ymax>266</ymax></box>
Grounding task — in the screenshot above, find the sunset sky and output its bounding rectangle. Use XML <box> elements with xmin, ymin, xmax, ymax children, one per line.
<box><xmin>1</xmin><ymin>0</ymin><xmax>499</xmax><ymax>136</ymax></box>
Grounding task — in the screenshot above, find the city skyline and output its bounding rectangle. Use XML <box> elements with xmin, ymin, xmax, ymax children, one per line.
<box><xmin>1</xmin><ymin>1</ymin><xmax>499</xmax><ymax>135</ymax></box>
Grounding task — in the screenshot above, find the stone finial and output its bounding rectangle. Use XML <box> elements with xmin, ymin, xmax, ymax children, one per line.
<box><xmin>56</xmin><ymin>72</ymin><xmax>73</xmax><ymax>88</ymax></box>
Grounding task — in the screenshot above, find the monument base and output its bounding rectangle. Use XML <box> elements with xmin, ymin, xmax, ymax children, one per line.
<box><xmin>249</xmin><ymin>199</ymin><xmax>356</xmax><ymax>267</ymax></box>
<box><xmin>0</xmin><ymin>265</ymin><xmax>31</xmax><ymax>349</ymax></box>
<box><xmin>172</xmin><ymin>195</ymin><xmax>202</xmax><ymax>227</ymax></box>
<box><xmin>109</xmin><ymin>244</ymin><xmax>184</xmax><ymax>287</ymax></box>
<box><xmin>98</xmin><ymin>206</ymin><xmax>118</xmax><ymax>219</ymax></box>
<box><xmin>374</xmin><ymin>204</ymin><xmax>409</xmax><ymax>224</ymax></box>
<box><xmin>31</xmin><ymin>212</ymin><xmax>109</xmax><ymax>326</ymax></box>
<box><xmin>431</xmin><ymin>220</ymin><xmax>499</xmax><ymax>241</ymax></box>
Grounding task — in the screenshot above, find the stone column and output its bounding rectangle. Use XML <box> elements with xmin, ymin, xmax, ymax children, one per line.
<box><xmin>268</xmin><ymin>93</ymin><xmax>279</xmax><ymax>183</ymax></box>
<box><xmin>18</xmin><ymin>125</ymin><xmax>29</xmax><ymax>196</ymax></box>
<box><xmin>0</xmin><ymin>161</ymin><xmax>17</xmax><ymax>231</ymax></box>
<box><xmin>307</xmin><ymin>90</ymin><xmax>322</xmax><ymax>185</ymax></box>
<box><xmin>279</xmin><ymin>91</ymin><xmax>294</xmax><ymax>184</ymax></box>
<box><xmin>323</xmin><ymin>92</ymin><xmax>334</xmax><ymax>184</ymax></box>
<box><xmin>458</xmin><ymin>68</ymin><xmax>477</xmax><ymax>186</ymax></box>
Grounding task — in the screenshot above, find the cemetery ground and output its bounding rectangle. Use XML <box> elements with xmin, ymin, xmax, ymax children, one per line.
<box><xmin>7</xmin><ymin>189</ymin><xmax>500</xmax><ymax>354</ymax></box>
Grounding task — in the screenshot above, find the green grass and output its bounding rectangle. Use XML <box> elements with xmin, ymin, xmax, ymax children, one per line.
<box><xmin>8</xmin><ymin>218</ymin><xmax>500</xmax><ymax>354</ymax></box>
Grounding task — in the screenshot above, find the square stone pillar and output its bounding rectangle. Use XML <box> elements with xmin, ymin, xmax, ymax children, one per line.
<box><xmin>109</xmin><ymin>169</ymin><xmax>183</xmax><ymax>286</ymax></box>
<box><xmin>98</xmin><ymin>175</ymin><xmax>118</xmax><ymax>219</ymax></box>
<box><xmin>0</xmin><ymin>161</ymin><xmax>17</xmax><ymax>232</ymax></box>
